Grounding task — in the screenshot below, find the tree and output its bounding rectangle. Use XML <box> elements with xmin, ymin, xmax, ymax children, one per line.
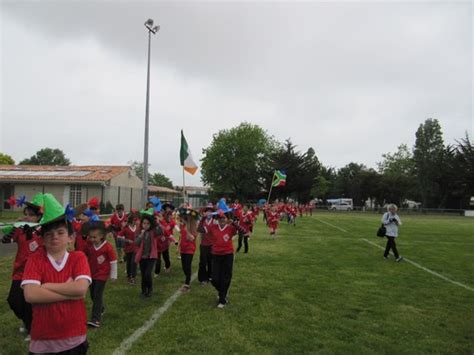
<box><xmin>130</xmin><ymin>161</ymin><xmax>148</xmax><ymax>182</ymax></box>
<box><xmin>0</xmin><ymin>153</ymin><xmax>15</xmax><ymax>165</ymax></box>
<box><xmin>149</xmin><ymin>172</ymin><xmax>174</xmax><ymax>188</ymax></box>
<box><xmin>377</xmin><ymin>144</ymin><xmax>417</xmax><ymax>206</ymax></box>
<box><xmin>201</xmin><ymin>122</ymin><xmax>278</xmax><ymax>200</ymax></box>
<box><xmin>267</xmin><ymin>140</ymin><xmax>321</xmax><ymax>202</ymax></box>
<box><xmin>444</xmin><ymin>133</ymin><xmax>474</xmax><ymax>209</ymax></box>
<box><xmin>334</xmin><ymin>162</ymin><xmax>367</xmax><ymax>206</ymax></box>
<box><xmin>413</xmin><ymin>119</ymin><xmax>445</xmax><ymax>207</ymax></box>
<box><xmin>129</xmin><ymin>161</ymin><xmax>174</xmax><ymax>188</ymax></box>
<box><xmin>20</xmin><ymin>148</ymin><xmax>70</xmax><ymax>166</ymax></box>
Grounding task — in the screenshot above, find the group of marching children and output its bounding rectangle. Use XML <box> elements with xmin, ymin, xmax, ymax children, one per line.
<box><xmin>263</xmin><ymin>201</ymin><xmax>310</xmax><ymax>236</ymax></box>
<box><xmin>2</xmin><ymin>193</ymin><xmax>260</xmax><ymax>353</ymax></box>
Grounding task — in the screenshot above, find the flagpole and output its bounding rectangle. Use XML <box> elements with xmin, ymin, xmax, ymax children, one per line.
<box><xmin>266</xmin><ymin>170</ymin><xmax>276</xmax><ymax>205</ymax></box>
<box><xmin>182</xmin><ymin>166</ymin><xmax>186</xmax><ymax>206</ymax></box>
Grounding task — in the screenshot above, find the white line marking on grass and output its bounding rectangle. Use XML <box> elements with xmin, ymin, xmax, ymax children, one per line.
<box><xmin>112</xmin><ymin>272</ymin><xmax>198</xmax><ymax>355</ymax></box>
<box><xmin>315</xmin><ymin>218</ymin><xmax>349</xmax><ymax>233</ymax></box>
<box><xmin>361</xmin><ymin>239</ymin><xmax>474</xmax><ymax>292</ymax></box>
<box><xmin>315</xmin><ymin>217</ymin><xmax>474</xmax><ymax>293</ymax></box>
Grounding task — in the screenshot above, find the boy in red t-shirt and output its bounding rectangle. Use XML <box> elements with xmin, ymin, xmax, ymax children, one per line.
<box><xmin>84</xmin><ymin>221</ymin><xmax>117</xmax><ymax>328</ymax></box>
<box><xmin>22</xmin><ymin>194</ymin><xmax>91</xmax><ymax>354</ymax></box>
<box><xmin>109</xmin><ymin>204</ymin><xmax>127</xmax><ymax>263</ymax></box>
<box><xmin>118</xmin><ymin>213</ymin><xmax>140</xmax><ymax>285</ymax></box>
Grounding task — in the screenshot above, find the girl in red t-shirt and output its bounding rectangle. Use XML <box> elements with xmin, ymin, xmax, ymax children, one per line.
<box><xmin>3</xmin><ymin>204</ymin><xmax>43</xmax><ymax>339</ymax></box>
<box><xmin>134</xmin><ymin>214</ymin><xmax>163</xmax><ymax>298</ymax></box>
<box><xmin>198</xmin><ymin>210</ymin><xmax>245</xmax><ymax>308</ymax></box>
<box><xmin>267</xmin><ymin>205</ymin><xmax>281</xmax><ymax>237</ymax></box>
<box><xmin>155</xmin><ymin>210</ymin><xmax>176</xmax><ymax>277</ymax></box>
<box><xmin>177</xmin><ymin>209</ymin><xmax>198</xmax><ymax>293</ymax></box>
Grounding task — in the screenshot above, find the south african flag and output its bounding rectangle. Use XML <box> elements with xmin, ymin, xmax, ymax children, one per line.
<box><xmin>272</xmin><ymin>170</ymin><xmax>287</xmax><ymax>187</ymax></box>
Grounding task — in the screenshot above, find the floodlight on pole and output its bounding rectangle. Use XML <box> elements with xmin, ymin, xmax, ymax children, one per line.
<box><xmin>142</xmin><ymin>18</ymin><xmax>159</xmax><ymax>207</ymax></box>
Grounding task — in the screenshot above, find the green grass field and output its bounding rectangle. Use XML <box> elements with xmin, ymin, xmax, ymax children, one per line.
<box><xmin>0</xmin><ymin>212</ymin><xmax>473</xmax><ymax>354</ymax></box>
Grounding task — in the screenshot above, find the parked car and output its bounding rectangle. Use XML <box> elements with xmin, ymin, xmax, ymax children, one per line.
<box><xmin>329</xmin><ymin>202</ymin><xmax>352</xmax><ymax>211</ymax></box>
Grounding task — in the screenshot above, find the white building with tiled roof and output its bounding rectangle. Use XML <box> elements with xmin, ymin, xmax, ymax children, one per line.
<box><xmin>0</xmin><ymin>165</ymin><xmax>143</xmax><ymax>211</ymax></box>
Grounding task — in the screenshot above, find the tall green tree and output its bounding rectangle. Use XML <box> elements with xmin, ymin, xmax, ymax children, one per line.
<box><xmin>267</xmin><ymin>140</ymin><xmax>321</xmax><ymax>202</ymax></box>
<box><xmin>445</xmin><ymin>133</ymin><xmax>474</xmax><ymax>209</ymax></box>
<box><xmin>149</xmin><ymin>172</ymin><xmax>174</xmax><ymax>188</ymax></box>
<box><xmin>413</xmin><ymin>119</ymin><xmax>445</xmax><ymax>207</ymax></box>
<box><xmin>377</xmin><ymin>144</ymin><xmax>417</xmax><ymax>206</ymax></box>
<box><xmin>334</xmin><ymin>162</ymin><xmax>367</xmax><ymax>206</ymax></box>
<box><xmin>0</xmin><ymin>153</ymin><xmax>15</xmax><ymax>165</ymax></box>
<box><xmin>20</xmin><ymin>148</ymin><xmax>70</xmax><ymax>166</ymax></box>
<box><xmin>201</xmin><ymin>122</ymin><xmax>278</xmax><ymax>200</ymax></box>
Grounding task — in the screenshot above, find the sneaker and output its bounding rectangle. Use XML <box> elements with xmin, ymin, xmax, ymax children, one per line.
<box><xmin>24</xmin><ymin>335</ymin><xmax>31</xmax><ymax>342</ymax></box>
<box><xmin>217</xmin><ymin>303</ymin><xmax>226</xmax><ymax>309</ymax></box>
<box><xmin>180</xmin><ymin>285</ymin><xmax>190</xmax><ymax>293</ymax></box>
<box><xmin>87</xmin><ymin>320</ymin><xmax>101</xmax><ymax>328</ymax></box>
<box><xmin>19</xmin><ymin>326</ymin><xmax>26</xmax><ymax>334</ymax></box>
<box><xmin>130</xmin><ymin>278</ymin><xmax>136</xmax><ymax>285</ymax></box>
<box><xmin>396</xmin><ymin>256</ymin><xmax>404</xmax><ymax>262</ymax></box>
<box><xmin>200</xmin><ymin>281</ymin><xmax>208</xmax><ymax>286</ymax></box>
<box><xmin>383</xmin><ymin>256</ymin><xmax>388</xmax><ymax>260</ymax></box>
<box><xmin>154</xmin><ymin>273</ymin><xmax>160</xmax><ymax>278</ymax></box>
<box><xmin>164</xmin><ymin>267</ymin><xmax>171</xmax><ymax>273</ymax></box>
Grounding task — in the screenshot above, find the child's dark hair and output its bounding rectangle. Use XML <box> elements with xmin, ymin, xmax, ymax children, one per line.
<box><xmin>141</xmin><ymin>214</ymin><xmax>156</xmax><ymax>229</ymax></box>
<box><xmin>88</xmin><ymin>221</ymin><xmax>107</xmax><ymax>237</ymax></box>
<box><xmin>23</xmin><ymin>205</ymin><xmax>43</xmax><ymax>218</ymax></box>
<box><xmin>127</xmin><ymin>214</ymin><xmax>136</xmax><ymax>224</ymax></box>
<box><xmin>116</xmin><ymin>203</ymin><xmax>124</xmax><ymax>211</ymax></box>
<box><xmin>41</xmin><ymin>218</ymin><xmax>73</xmax><ymax>237</ymax></box>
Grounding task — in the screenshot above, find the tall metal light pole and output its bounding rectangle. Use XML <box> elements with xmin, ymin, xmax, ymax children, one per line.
<box><xmin>142</xmin><ymin>19</ymin><xmax>160</xmax><ymax>207</ymax></box>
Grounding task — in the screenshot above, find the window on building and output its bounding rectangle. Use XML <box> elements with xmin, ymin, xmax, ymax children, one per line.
<box><xmin>69</xmin><ymin>185</ymin><xmax>82</xmax><ymax>206</ymax></box>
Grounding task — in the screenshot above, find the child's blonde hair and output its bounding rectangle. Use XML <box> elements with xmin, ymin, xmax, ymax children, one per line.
<box><xmin>387</xmin><ymin>204</ymin><xmax>398</xmax><ymax>212</ymax></box>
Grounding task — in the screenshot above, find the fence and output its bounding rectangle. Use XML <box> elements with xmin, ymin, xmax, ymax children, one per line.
<box><xmin>316</xmin><ymin>205</ymin><xmax>468</xmax><ymax>216</ymax></box>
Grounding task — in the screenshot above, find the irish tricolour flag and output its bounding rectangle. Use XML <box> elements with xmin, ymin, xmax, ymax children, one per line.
<box><xmin>180</xmin><ymin>130</ymin><xmax>198</xmax><ymax>175</ymax></box>
<box><xmin>272</xmin><ymin>170</ymin><xmax>287</xmax><ymax>187</ymax></box>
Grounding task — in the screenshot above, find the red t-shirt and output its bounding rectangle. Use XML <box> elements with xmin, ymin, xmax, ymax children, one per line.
<box><xmin>110</xmin><ymin>212</ymin><xmax>127</xmax><ymax>232</ymax></box>
<box><xmin>157</xmin><ymin>219</ymin><xmax>176</xmax><ymax>252</ymax></box>
<box><xmin>200</xmin><ymin>218</ymin><xmax>215</xmax><ymax>246</ymax></box>
<box><xmin>11</xmin><ymin>229</ymin><xmax>44</xmax><ymax>280</ymax></box>
<box><xmin>84</xmin><ymin>241</ymin><xmax>117</xmax><ymax>281</ymax></box>
<box><xmin>118</xmin><ymin>225</ymin><xmax>139</xmax><ymax>254</ymax></box>
<box><xmin>205</xmin><ymin>224</ymin><xmax>237</xmax><ymax>255</ymax></box>
<box><xmin>21</xmin><ymin>250</ymin><xmax>91</xmax><ymax>341</ymax></box>
<box><xmin>74</xmin><ymin>232</ymin><xmax>90</xmax><ymax>254</ymax></box>
<box><xmin>179</xmin><ymin>224</ymin><xmax>196</xmax><ymax>255</ymax></box>
<box><xmin>238</xmin><ymin>211</ymin><xmax>254</xmax><ymax>235</ymax></box>
<box><xmin>268</xmin><ymin>211</ymin><xmax>280</xmax><ymax>224</ymax></box>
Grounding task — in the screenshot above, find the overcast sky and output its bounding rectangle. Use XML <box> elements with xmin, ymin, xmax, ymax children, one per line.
<box><xmin>0</xmin><ymin>0</ymin><xmax>472</xmax><ymax>187</ymax></box>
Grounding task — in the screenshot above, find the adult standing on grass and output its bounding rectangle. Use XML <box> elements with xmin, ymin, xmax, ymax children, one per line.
<box><xmin>382</xmin><ymin>204</ymin><xmax>403</xmax><ymax>262</ymax></box>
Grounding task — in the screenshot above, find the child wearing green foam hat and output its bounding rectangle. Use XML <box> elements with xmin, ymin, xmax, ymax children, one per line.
<box><xmin>21</xmin><ymin>194</ymin><xmax>91</xmax><ymax>354</ymax></box>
